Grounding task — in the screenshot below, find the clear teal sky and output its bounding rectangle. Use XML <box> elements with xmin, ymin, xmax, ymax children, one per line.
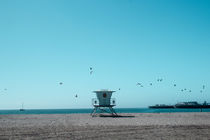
<box><xmin>0</xmin><ymin>0</ymin><xmax>210</xmax><ymax>109</ymax></box>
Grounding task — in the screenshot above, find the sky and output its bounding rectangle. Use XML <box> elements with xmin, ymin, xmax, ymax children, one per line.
<box><xmin>0</xmin><ymin>0</ymin><xmax>210</xmax><ymax>109</ymax></box>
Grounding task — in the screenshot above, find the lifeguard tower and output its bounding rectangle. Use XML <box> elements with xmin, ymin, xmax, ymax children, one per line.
<box><xmin>91</xmin><ymin>89</ymin><xmax>118</xmax><ymax>117</ymax></box>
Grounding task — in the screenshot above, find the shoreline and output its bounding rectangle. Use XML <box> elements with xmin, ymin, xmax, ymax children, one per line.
<box><xmin>1</xmin><ymin>108</ymin><xmax>210</xmax><ymax>115</ymax></box>
<box><xmin>1</xmin><ymin>113</ymin><xmax>210</xmax><ymax>139</ymax></box>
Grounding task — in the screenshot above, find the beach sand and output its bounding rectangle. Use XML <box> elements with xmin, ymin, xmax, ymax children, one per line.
<box><xmin>0</xmin><ymin>113</ymin><xmax>210</xmax><ymax>139</ymax></box>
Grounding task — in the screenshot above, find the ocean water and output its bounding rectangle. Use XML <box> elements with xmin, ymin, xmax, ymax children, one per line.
<box><xmin>0</xmin><ymin>108</ymin><xmax>210</xmax><ymax>115</ymax></box>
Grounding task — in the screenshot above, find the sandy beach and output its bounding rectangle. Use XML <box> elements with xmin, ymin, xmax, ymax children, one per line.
<box><xmin>0</xmin><ymin>113</ymin><xmax>210</xmax><ymax>139</ymax></box>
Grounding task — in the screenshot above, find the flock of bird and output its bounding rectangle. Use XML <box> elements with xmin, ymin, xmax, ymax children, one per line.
<box><xmin>135</xmin><ymin>78</ymin><xmax>206</xmax><ymax>94</ymax></box>
<box><xmin>1</xmin><ymin>67</ymin><xmax>207</xmax><ymax>98</ymax></box>
<box><xmin>136</xmin><ymin>78</ymin><xmax>165</xmax><ymax>88</ymax></box>
<box><xmin>59</xmin><ymin>82</ymin><xmax>78</xmax><ymax>98</ymax></box>
<box><xmin>1</xmin><ymin>68</ymin><xmax>95</xmax><ymax>97</ymax></box>
<box><xmin>89</xmin><ymin>67</ymin><xmax>206</xmax><ymax>95</ymax></box>
<box><xmin>58</xmin><ymin>67</ymin><xmax>94</xmax><ymax>98</ymax></box>
<box><xmin>86</xmin><ymin>67</ymin><xmax>205</xmax><ymax>97</ymax></box>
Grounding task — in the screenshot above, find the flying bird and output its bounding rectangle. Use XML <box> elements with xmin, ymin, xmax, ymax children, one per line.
<box><xmin>157</xmin><ymin>78</ymin><xmax>163</xmax><ymax>82</ymax></box>
<box><xmin>136</xmin><ymin>83</ymin><xmax>141</xmax><ymax>86</ymax></box>
<box><xmin>89</xmin><ymin>67</ymin><xmax>94</xmax><ymax>75</ymax></box>
<box><xmin>137</xmin><ymin>83</ymin><xmax>143</xmax><ymax>87</ymax></box>
<box><xmin>136</xmin><ymin>83</ymin><xmax>143</xmax><ymax>87</ymax></box>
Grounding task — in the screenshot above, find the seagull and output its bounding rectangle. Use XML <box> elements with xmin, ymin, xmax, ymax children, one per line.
<box><xmin>157</xmin><ymin>78</ymin><xmax>163</xmax><ymax>82</ymax></box>
<box><xmin>89</xmin><ymin>67</ymin><xmax>94</xmax><ymax>75</ymax></box>
<box><xmin>136</xmin><ymin>83</ymin><xmax>141</xmax><ymax>86</ymax></box>
<box><xmin>137</xmin><ymin>83</ymin><xmax>143</xmax><ymax>87</ymax></box>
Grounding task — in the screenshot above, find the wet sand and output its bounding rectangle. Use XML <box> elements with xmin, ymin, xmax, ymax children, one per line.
<box><xmin>0</xmin><ymin>113</ymin><xmax>210</xmax><ymax>139</ymax></box>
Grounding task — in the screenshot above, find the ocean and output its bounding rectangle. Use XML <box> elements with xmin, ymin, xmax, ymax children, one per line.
<box><xmin>0</xmin><ymin>108</ymin><xmax>210</xmax><ymax>115</ymax></box>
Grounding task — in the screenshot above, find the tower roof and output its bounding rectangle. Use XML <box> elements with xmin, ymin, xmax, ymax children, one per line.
<box><xmin>93</xmin><ymin>89</ymin><xmax>116</xmax><ymax>93</ymax></box>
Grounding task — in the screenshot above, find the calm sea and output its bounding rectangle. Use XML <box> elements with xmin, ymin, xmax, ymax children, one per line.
<box><xmin>0</xmin><ymin>108</ymin><xmax>210</xmax><ymax>115</ymax></box>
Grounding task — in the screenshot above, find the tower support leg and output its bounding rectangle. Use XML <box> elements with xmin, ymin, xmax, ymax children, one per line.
<box><xmin>109</xmin><ymin>107</ymin><xmax>118</xmax><ymax>116</ymax></box>
<box><xmin>91</xmin><ymin>107</ymin><xmax>98</xmax><ymax>117</ymax></box>
<box><xmin>91</xmin><ymin>106</ymin><xmax>118</xmax><ymax>117</ymax></box>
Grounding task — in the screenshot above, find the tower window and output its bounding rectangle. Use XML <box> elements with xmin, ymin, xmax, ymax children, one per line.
<box><xmin>103</xmin><ymin>93</ymin><xmax>107</xmax><ymax>98</ymax></box>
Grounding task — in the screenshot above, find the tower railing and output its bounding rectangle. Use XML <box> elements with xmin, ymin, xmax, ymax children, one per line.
<box><xmin>92</xmin><ymin>98</ymin><xmax>116</xmax><ymax>107</ymax></box>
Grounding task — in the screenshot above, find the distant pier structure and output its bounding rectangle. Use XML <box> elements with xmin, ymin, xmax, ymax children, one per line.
<box><xmin>91</xmin><ymin>89</ymin><xmax>118</xmax><ymax>117</ymax></box>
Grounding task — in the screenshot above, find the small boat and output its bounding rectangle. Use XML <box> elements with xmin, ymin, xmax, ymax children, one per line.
<box><xmin>19</xmin><ymin>109</ymin><xmax>25</xmax><ymax>111</ymax></box>
<box><xmin>20</xmin><ymin>103</ymin><xmax>25</xmax><ymax>111</ymax></box>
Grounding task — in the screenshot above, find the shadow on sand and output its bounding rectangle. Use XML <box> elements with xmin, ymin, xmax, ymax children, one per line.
<box><xmin>99</xmin><ymin>114</ymin><xmax>135</xmax><ymax>118</ymax></box>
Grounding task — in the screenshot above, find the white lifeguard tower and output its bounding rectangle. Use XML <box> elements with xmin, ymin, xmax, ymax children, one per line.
<box><xmin>91</xmin><ymin>89</ymin><xmax>118</xmax><ymax>117</ymax></box>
